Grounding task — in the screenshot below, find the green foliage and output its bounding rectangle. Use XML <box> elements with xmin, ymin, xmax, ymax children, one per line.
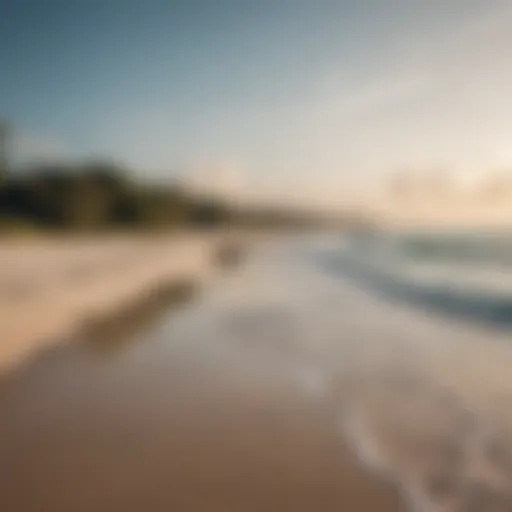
<box><xmin>0</xmin><ymin>161</ymin><xmax>324</xmax><ymax>234</ymax></box>
<box><xmin>0</xmin><ymin>216</ymin><xmax>40</xmax><ymax>235</ymax></box>
<box><xmin>0</xmin><ymin>163</ymin><xmax>204</xmax><ymax>232</ymax></box>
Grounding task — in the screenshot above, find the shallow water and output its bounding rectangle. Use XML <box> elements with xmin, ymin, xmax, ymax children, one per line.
<box><xmin>2</xmin><ymin>235</ymin><xmax>512</xmax><ymax>511</ymax></box>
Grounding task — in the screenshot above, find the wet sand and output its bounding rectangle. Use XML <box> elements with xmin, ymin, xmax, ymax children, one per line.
<box><xmin>0</xmin><ymin>300</ymin><xmax>400</xmax><ymax>512</ymax></box>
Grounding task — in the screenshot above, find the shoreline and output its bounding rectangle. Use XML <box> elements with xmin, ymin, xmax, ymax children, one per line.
<box><xmin>0</xmin><ymin>233</ymin><xmax>415</xmax><ymax>511</ymax></box>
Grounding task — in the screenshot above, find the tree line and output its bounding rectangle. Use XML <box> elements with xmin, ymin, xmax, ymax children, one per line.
<box><xmin>0</xmin><ymin>162</ymin><xmax>234</xmax><ymax>232</ymax></box>
<box><xmin>0</xmin><ymin>161</ymin><xmax>327</xmax><ymax>233</ymax></box>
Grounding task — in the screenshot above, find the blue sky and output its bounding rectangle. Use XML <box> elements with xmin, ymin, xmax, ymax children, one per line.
<box><xmin>2</xmin><ymin>0</ymin><xmax>512</xmax><ymax>206</ymax></box>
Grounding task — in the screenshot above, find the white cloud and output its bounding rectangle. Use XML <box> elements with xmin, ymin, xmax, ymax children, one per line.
<box><xmin>292</xmin><ymin>0</ymin><xmax>512</xmax><ymax>184</ymax></box>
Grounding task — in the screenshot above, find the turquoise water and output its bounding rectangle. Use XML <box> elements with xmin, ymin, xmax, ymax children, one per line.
<box><xmin>398</xmin><ymin>232</ymin><xmax>512</xmax><ymax>266</ymax></box>
<box><xmin>342</xmin><ymin>231</ymin><xmax>512</xmax><ymax>329</ymax></box>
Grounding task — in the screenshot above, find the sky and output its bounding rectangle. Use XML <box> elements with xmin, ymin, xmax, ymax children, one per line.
<box><xmin>2</xmin><ymin>0</ymin><xmax>512</xmax><ymax>207</ymax></box>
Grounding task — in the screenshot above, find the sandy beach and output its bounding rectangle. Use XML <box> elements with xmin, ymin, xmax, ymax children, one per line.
<box><xmin>0</xmin><ymin>234</ymin><xmax>216</xmax><ymax>374</ymax></box>
<box><xmin>2</xmin><ymin>235</ymin><xmax>512</xmax><ymax>511</ymax></box>
<box><xmin>0</xmin><ymin>235</ymin><xmax>403</xmax><ymax>512</ymax></box>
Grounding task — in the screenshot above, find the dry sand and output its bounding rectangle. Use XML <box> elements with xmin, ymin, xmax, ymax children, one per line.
<box><xmin>0</xmin><ymin>234</ymin><xmax>216</xmax><ymax>374</ymax></box>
